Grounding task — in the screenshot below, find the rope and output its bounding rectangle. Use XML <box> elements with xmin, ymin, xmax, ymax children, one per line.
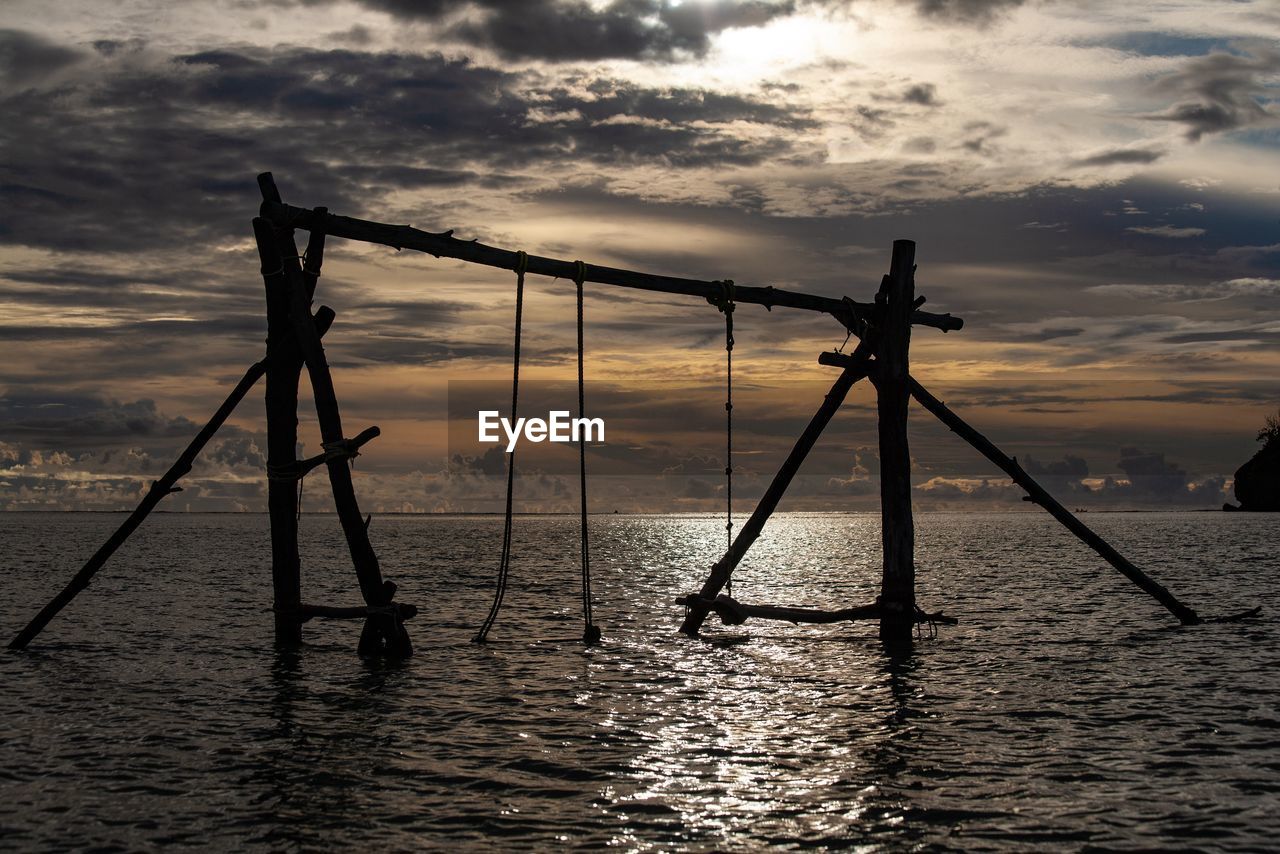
<box><xmin>474</xmin><ymin>251</ymin><xmax>527</xmax><ymax>643</ymax></box>
<box><xmin>266</xmin><ymin>462</ymin><xmax>300</xmax><ymax>482</ymax></box>
<box><xmin>914</xmin><ymin>604</ymin><xmax>938</xmax><ymax>640</ymax></box>
<box><xmin>321</xmin><ymin>438</ymin><xmax>361</xmax><ymax>463</ymax></box>
<box><xmin>575</xmin><ymin>261</ymin><xmax>601</xmax><ymax>645</ymax></box>
<box><xmin>266</xmin><ymin>462</ymin><xmax>306</xmax><ymax>521</ymax></box>
<box><xmin>717</xmin><ymin>280</ymin><xmax>735</xmax><ymax>596</ymax></box>
<box><xmin>301</xmin><ymin>247</ymin><xmax>321</xmax><ymax>279</ymax></box>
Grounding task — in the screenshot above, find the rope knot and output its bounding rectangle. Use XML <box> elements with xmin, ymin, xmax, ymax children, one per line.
<box><xmin>513</xmin><ymin>250</ymin><xmax>529</xmax><ymax>277</ymax></box>
<box><xmin>573</xmin><ymin>259</ymin><xmax>587</xmax><ymax>285</ymax></box>
<box><xmin>711</xmin><ymin>279</ymin><xmax>736</xmax><ymax>313</ymax></box>
<box><xmin>266</xmin><ymin>461</ymin><xmax>301</xmax><ymax>482</ymax></box>
<box><xmin>321</xmin><ymin>438</ymin><xmax>361</xmax><ymax>463</ymax></box>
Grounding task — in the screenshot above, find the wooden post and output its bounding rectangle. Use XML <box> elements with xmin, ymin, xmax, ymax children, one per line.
<box><xmin>258</xmin><ymin>174</ymin><xmax>329</xmax><ymax>645</ymax></box>
<box><xmin>253</xmin><ymin>182</ymin><xmax>410</xmax><ymax>658</ymax></box>
<box><xmin>874</xmin><ymin>240</ymin><xmax>917</xmax><ymax>644</ymax></box>
<box><xmin>679</xmin><ymin>349</ymin><xmax>874</xmax><ymax>635</ymax></box>
<box><xmin>9</xmin><ymin>362</ymin><xmax>268</xmax><ymax>650</ymax></box>
<box><xmin>261</xmin><ymin>206</ymin><xmax>302</xmax><ymax>643</ymax></box>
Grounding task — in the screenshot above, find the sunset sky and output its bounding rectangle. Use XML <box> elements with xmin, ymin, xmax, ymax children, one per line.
<box><xmin>1</xmin><ymin>0</ymin><xmax>1277</xmax><ymax>512</ymax></box>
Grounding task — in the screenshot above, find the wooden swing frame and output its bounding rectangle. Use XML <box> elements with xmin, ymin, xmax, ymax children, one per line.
<box><xmin>12</xmin><ymin>171</ymin><xmax>1240</xmax><ymax>660</ymax></box>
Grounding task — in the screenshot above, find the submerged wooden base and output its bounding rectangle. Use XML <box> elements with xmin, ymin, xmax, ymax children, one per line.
<box><xmin>296</xmin><ymin>602</ymin><xmax>419</xmax><ymax>622</ymax></box>
<box><xmin>676</xmin><ymin>594</ymin><xmax>957</xmax><ymax>629</ymax></box>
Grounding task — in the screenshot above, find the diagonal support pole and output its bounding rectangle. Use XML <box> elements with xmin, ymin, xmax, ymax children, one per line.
<box><xmin>907</xmin><ymin>378</ymin><xmax>1201</xmax><ymax>625</ymax></box>
<box><xmin>8</xmin><ymin>362</ymin><xmax>268</xmax><ymax>650</ymax></box>
<box><xmin>821</xmin><ymin>349</ymin><xmax>1202</xmax><ymax>625</ymax></box>
<box><xmin>9</xmin><ymin>307</ymin><xmax>338</xmax><ymax>653</ymax></box>
<box><xmin>679</xmin><ymin>348</ymin><xmax>874</xmax><ymax>636</ymax></box>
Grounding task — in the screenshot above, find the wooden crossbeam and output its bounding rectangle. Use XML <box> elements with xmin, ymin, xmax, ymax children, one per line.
<box><xmin>258</xmin><ymin>194</ymin><xmax>963</xmax><ymax>335</ymax></box>
<box><xmin>298</xmin><ymin>602</ymin><xmax>419</xmax><ymax>622</ymax></box>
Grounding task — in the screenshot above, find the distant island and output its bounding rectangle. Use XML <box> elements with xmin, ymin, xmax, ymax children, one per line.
<box><xmin>1225</xmin><ymin>410</ymin><xmax>1280</xmax><ymax>512</ymax></box>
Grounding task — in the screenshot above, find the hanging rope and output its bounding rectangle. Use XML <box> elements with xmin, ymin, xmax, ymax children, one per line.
<box><xmin>474</xmin><ymin>251</ymin><xmax>527</xmax><ymax>643</ymax></box>
<box><xmin>575</xmin><ymin>261</ymin><xmax>601</xmax><ymax>645</ymax></box>
<box><xmin>717</xmin><ymin>280</ymin><xmax>735</xmax><ymax>596</ymax></box>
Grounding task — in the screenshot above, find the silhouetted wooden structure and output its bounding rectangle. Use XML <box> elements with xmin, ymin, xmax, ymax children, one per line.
<box><xmin>15</xmin><ymin>171</ymin><xmax>1252</xmax><ymax>659</ymax></box>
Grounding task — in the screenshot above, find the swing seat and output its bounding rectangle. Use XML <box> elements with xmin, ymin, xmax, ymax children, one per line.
<box><xmin>677</xmin><ymin>594</ymin><xmax>749</xmax><ymax>625</ymax></box>
<box><xmin>679</xmin><ymin>593</ymin><xmax>885</xmax><ymax>626</ymax></box>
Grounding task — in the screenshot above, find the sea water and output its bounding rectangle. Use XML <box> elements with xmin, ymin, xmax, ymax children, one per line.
<box><xmin>1</xmin><ymin>511</ymin><xmax>1276</xmax><ymax>850</ymax></box>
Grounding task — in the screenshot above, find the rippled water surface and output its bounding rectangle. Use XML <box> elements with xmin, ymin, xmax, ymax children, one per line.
<box><xmin>2</xmin><ymin>511</ymin><xmax>1277</xmax><ymax>850</ymax></box>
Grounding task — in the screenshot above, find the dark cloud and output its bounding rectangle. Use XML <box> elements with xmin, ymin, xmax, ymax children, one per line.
<box><xmin>960</xmin><ymin>121</ymin><xmax>1005</xmax><ymax>154</ymax></box>
<box><xmin>1106</xmin><ymin>446</ymin><xmax>1224</xmax><ymax>503</ymax></box>
<box><xmin>914</xmin><ymin>445</ymin><xmax>1228</xmax><ymax>508</ymax></box>
<box><xmin>1116</xmin><ymin>445</ymin><xmax>1182</xmax><ymax>491</ymax></box>
<box><xmin>1160</xmin><ymin>327</ymin><xmax>1280</xmax><ymax>345</ymax></box>
<box><xmin>1024</xmin><ymin>453</ymin><xmax>1090</xmax><ymax>493</ymax></box>
<box><xmin>0</xmin><ymin>394</ymin><xmax>197</xmax><ymax>445</ymax></box>
<box><xmin>1071</xmin><ymin>147</ymin><xmax>1165</xmax><ymax>168</ymax></box>
<box><xmin>0</xmin><ymin>38</ymin><xmax>810</xmax><ymax>254</ymax></box>
<box><xmin>0</xmin><ymin>29</ymin><xmax>84</xmax><ymax>88</ymax></box>
<box><xmin>451</xmin><ymin>446</ymin><xmax>508</xmax><ymax>476</ymax></box>
<box><xmin>1146</xmin><ymin>46</ymin><xmax>1280</xmax><ymax>141</ymax></box>
<box><xmin>460</xmin><ymin>0</ymin><xmax>798</xmax><ymax>62</ymax></box>
<box><xmin>680</xmin><ymin>477</ymin><xmax>716</xmax><ymax>498</ymax></box>
<box><xmin>907</xmin><ymin>0</ymin><xmax>1025</xmax><ymax>24</ymax></box>
<box><xmin>206</xmin><ymin>436</ymin><xmax>267</xmax><ymax>470</ymax></box>
<box><xmin>329</xmin><ymin>24</ymin><xmax>376</xmax><ymax>46</ymax></box>
<box><xmin>347</xmin><ymin>0</ymin><xmax>797</xmax><ymax>62</ymax></box>
<box><xmin>1124</xmin><ymin>225</ymin><xmax>1206</xmax><ymax>238</ymax></box>
<box><xmin>806</xmin><ymin>0</ymin><xmax>1024</xmax><ymax>26</ymax></box>
<box><xmin>851</xmin><ymin>104</ymin><xmax>894</xmax><ymax>140</ymax></box>
<box><xmin>1019</xmin><ymin>326</ymin><xmax>1084</xmax><ymax>342</ymax></box>
<box><xmin>901</xmin><ymin>83</ymin><xmax>939</xmax><ymax>106</ymax></box>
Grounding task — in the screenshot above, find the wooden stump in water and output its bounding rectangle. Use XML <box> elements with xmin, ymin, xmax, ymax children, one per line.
<box><xmin>875</xmin><ymin>240</ymin><xmax>917</xmax><ymax>645</ymax></box>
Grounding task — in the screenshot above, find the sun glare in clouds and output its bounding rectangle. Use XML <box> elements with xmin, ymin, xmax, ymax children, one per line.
<box><xmin>698</xmin><ymin>14</ymin><xmax>837</xmax><ymax>87</ymax></box>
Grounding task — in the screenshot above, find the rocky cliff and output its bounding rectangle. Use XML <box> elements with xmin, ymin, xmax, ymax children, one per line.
<box><xmin>1232</xmin><ymin>440</ymin><xmax>1280</xmax><ymax>511</ymax></box>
